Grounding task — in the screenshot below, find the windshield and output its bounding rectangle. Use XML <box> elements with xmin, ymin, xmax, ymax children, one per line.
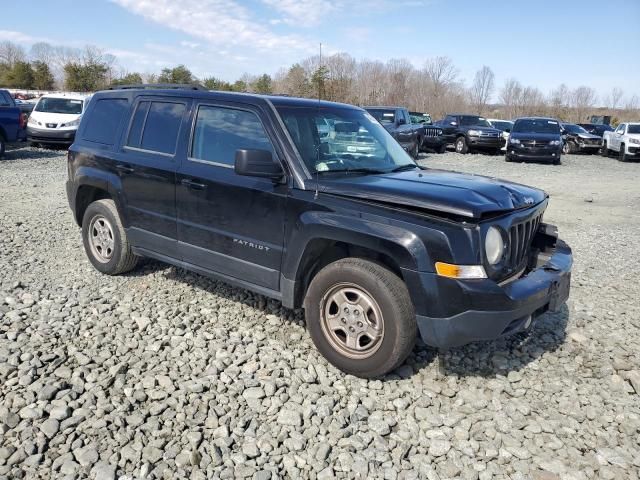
<box><xmin>459</xmin><ymin>116</ymin><xmax>492</xmax><ymax>127</ymax></box>
<box><xmin>628</xmin><ymin>125</ymin><xmax>640</xmax><ymax>134</ymax></box>
<box><xmin>490</xmin><ymin>120</ymin><xmax>513</xmax><ymax>131</ymax></box>
<box><xmin>366</xmin><ymin>109</ymin><xmax>396</xmax><ymax>124</ymax></box>
<box><xmin>562</xmin><ymin>124</ymin><xmax>588</xmax><ymax>134</ymax></box>
<box><xmin>276</xmin><ymin>106</ymin><xmax>416</xmax><ymax>174</ymax></box>
<box><xmin>35</xmin><ymin>98</ymin><xmax>83</xmax><ymax>115</ymax></box>
<box><xmin>410</xmin><ymin>112</ymin><xmax>432</xmax><ymax>124</ymax></box>
<box><xmin>512</xmin><ymin>119</ymin><xmax>560</xmax><ymax>134</ymax></box>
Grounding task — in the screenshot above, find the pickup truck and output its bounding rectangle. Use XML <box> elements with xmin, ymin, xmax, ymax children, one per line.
<box><xmin>66</xmin><ymin>86</ymin><xmax>572</xmax><ymax>378</ymax></box>
<box><xmin>364</xmin><ymin>106</ymin><xmax>423</xmax><ymax>159</ymax></box>
<box><xmin>0</xmin><ymin>89</ymin><xmax>26</xmax><ymax>157</ymax></box>
<box><xmin>437</xmin><ymin>113</ymin><xmax>503</xmax><ymax>154</ymax></box>
<box><xmin>602</xmin><ymin>123</ymin><xmax>640</xmax><ymax>162</ymax></box>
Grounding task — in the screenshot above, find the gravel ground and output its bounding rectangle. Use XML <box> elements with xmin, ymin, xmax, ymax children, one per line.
<box><xmin>1</xmin><ymin>145</ymin><xmax>639</xmax><ymax>480</ymax></box>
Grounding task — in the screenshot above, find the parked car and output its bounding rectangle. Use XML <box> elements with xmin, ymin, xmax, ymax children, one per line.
<box><xmin>602</xmin><ymin>122</ymin><xmax>640</xmax><ymax>162</ymax></box>
<box><xmin>409</xmin><ymin>112</ymin><xmax>446</xmax><ymax>153</ymax></box>
<box><xmin>0</xmin><ymin>88</ymin><xmax>26</xmax><ymax>157</ymax></box>
<box><xmin>438</xmin><ymin>114</ymin><xmax>502</xmax><ymax>154</ymax></box>
<box><xmin>67</xmin><ymin>85</ymin><xmax>572</xmax><ymax>378</ymax></box>
<box><xmin>506</xmin><ymin>117</ymin><xmax>563</xmax><ymax>164</ymax></box>
<box><xmin>488</xmin><ymin>119</ymin><xmax>513</xmax><ymax>152</ymax></box>
<box><xmin>409</xmin><ymin>111</ymin><xmax>432</xmax><ymax>125</ymax></box>
<box><xmin>577</xmin><ymin>123</ymin><xmax>614</xmax><ymax>138</ymax></box>
<box><xmin>365</xmin><ymin>106</ymin><xmax>422</xmax><ymax>158</ymax></box>
<box><xmin>13</xmin><ymin>98</ymin><xmax>35</xmax><ymax>115</ymax></box>
<box><xmin>560</xmin><ymin>123</ymin><xmax>601</xmax><ymax>154</ymax></box>
<box><xmin>27</xmin><ymin>93</ymin><xmax>92</xmax><ymax>147</ymax></box>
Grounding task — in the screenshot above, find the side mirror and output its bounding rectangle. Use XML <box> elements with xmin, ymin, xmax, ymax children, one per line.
<box><xmin>234</xmin><ymin>149</ymin><xmax>283</xmax><ymax>179</ymax></box>
<box><xmin>396</xmin><ymin>117</ymin><xmax>406</xmax><ymax>126</ymax></box>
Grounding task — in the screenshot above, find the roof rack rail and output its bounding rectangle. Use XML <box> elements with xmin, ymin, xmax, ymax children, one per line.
<box><xmin>108</xmin><ymin>83</ymin><xmax>208</xmax><ymax>91</ymax></box>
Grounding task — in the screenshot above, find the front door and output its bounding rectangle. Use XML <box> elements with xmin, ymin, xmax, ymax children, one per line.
<box><xmin>176</xmin><ymin>102</ymin><xmax>287</xmax><ymax>291</ymax></box>
<box><xmin>116</xmin><ymin>97</ymin><xmax>191</xmax><ymax>258</ymax></box>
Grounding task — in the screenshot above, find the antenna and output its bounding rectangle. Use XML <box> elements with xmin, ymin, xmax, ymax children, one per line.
<box><xmin>314</xmin><ymin>42</ymin><xmax>322</xmax><ymax>200</ymax></box>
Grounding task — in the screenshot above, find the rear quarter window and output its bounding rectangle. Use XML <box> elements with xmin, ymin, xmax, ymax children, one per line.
<box><xmin>81</xmin><ymin>98</ymin><xmax>129</xmax><ymax>145</ymax></box>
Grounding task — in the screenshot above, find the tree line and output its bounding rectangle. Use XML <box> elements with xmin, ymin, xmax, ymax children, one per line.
<box><xmin>2</xmin><ymin>40</ymin><xmax>638</xmax><ymax>123</ymax></box>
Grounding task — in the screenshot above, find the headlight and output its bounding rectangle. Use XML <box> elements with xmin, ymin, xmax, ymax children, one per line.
<box><xmin>468</xmin><ymin>129</ymin><xmax>482</xmax><ymax>136</ymax></box>
<box><xmin>485</xmin><ymin>226</ymin><xmax>505</xmax><ymax>265</ymax></box>
<box><xmin>27</xmin><ymin>117</ymin><xmax>37</xmax><ymax>126</ymax></box>
<box><xmin>62</xmin><ymin>118</ymin><xmax>81</xmax><ymax>127</ymax></box>
<box><xmin>549</xmin><ymin>140</ymin><xmax>561</xmax><ymax>146</ymax></box>
<box><xmin>509</xmin><ymin>138</ymin><xmax>521</xmax><ymax>144</ymax></box>
<box><xmin>630</xmin><ymin>138</ymin><xmax>640</xmax><ymax>145</ymax></box>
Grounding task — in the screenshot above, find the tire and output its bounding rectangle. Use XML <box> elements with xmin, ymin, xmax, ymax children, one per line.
<box><xmin>411</xmin><ymin>141</ymin><xmax>420</xmax><ymax>160</ymax></box>
<box><xmin>562</xmin><ymin>142</ymin><xmax>573</xmax><ymax>154</ymax></box>
<box><xmin>304</xmin><ymin>258</ymin><xmax>416</xmax><ymax>378</ymax></box>
<box><xmin>553</xmin><ymin>157</ymin><xmax>561</xmax><ymax>165</ymax></box>
<box><xmin>82</xmin><ymin>199</ymin><xmax>139</xmax><ymax>275</ymax></box>
<box><xmin>455</xmin><ymin>136</ymin><xmax>469</xmax><ymax>154</ymax></box>
<box><xmin>0</xmin><ymin>136</ymin><xmax>5</xmax><ymax>158</ymax></box>
<box><xmin>438</xmin><ymin>144</ymin><xmax>447</xmax><ymax>154</ymax></box>
<box><xmin>505</xmin><ymin>154</ymin><xmax>513</xmax><ymax>162</ymax></box>
<box><xmin>601</xmin><ymin>142</ymin><xmax>609</xmax><ymax>157</ymax></box>
<box><xmin>619</xmin><ymin>144</ymin><xmax>627</xmax><ymax>162</ymax></box>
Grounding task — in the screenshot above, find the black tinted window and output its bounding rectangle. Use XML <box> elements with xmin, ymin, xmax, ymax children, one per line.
<box><xmin>127</xmin><ymin>101</ymin><xmax>185</xmax><ymax>155</ymax></box>
<box><xmin>191</xmin><ymin>106</ymin><xmax>274</xmax><ymax>166</ymax></box>
<box><xmin>0</xmin><ymin>92</ymin><xmax>11</xmax><ymax>106</ymax></box>
<box><xmin>82</xmin><ymin>98</ymin><xmax>128</xmax><ymax>145</ymax></box>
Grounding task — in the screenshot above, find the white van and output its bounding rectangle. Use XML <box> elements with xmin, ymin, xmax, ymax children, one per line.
<box><xmin>26</xmin><ymin>93</ymin><xmax>92</xmax><ymax>146</ymax></box>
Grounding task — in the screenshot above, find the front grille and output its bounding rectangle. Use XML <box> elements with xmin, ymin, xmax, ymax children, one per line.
<box><xmin>505</xmin><ymin>212</ymin><xmax>543</xmax><ymax>271</ymax></box>
<box><xmin>424</xmin><ymin>127</ymin><xmax>443</xmax><ymax>137</ymax></box>
<box><xmin>521</xmin><ymin>140</ymin><xmax>547</xmax><ymax>148</ymax></box>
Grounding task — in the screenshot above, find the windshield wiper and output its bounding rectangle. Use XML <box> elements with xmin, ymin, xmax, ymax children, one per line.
<box><xmin>318</xmin><ymin>167</ymin><xmax>386</xmax><ymax>175</ymax></box>
<box><xmin>389</xmin><ymin>164</ymin><xmax>419</xmax><ymax>173</ymax></box>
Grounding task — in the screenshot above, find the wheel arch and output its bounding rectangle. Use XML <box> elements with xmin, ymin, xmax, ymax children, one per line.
<box><xmin>72</xmin><ymin>167</ymin><xmax>126</xmax><ymax>226</ymax></box>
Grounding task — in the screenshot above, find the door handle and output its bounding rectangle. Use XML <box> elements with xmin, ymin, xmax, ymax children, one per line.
<box><xmin>116</xmin><ymin>164</ymin><xmax>135</xmax><ymax>174</ymax></box>
<box><xmin>181</xmin><ymin>178</ymin><xmax>207</xmax><ymax>190</ymax></box>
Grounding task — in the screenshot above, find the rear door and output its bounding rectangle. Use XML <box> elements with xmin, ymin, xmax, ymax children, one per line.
<box><xmin>116</xmin><ymin>96</ymin><xmax>191</xmax><ymax>258</ymax></box>
<box><xmin>176</xmin><ymin>101</ymin><xmax>287</xmax><ymax>291</ymax></box>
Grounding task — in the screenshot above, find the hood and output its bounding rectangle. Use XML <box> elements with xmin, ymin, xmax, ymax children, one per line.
<box><xmin>510</xmin><ymin>132</ymin><xmax>561</xmax><ymax>141</ymax></box>
<box><xmin>317</xmin><ymin>168</ymin><xmax>547</xmax><ymax>219</ymax></box>
<box><xmin>576</xmin><ymin>132</ymin><xmax>600</xmax><ymax>140</ymax></box>
<box><xmin>30</xmin><ymin>111</ymin><xmax>81</xmax><ymax>123</ymax></box>
<box><xmin>468</xmin><ymin>126</ymin><xmax>501</xmax><ymax>135</ymax></box>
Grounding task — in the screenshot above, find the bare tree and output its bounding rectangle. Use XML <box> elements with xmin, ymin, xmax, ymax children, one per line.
<box><xmin>548</xmin><ymin>83</ymin><xmax>570</xmax><ymax>119</ymax></box>
<box><xmin>469</xmin><ymin>66</ymin><xmax>495</xmax><ymax>114</ymax></box>
<box><xmin>0</xmin><ymin>41</ymin><xmax>26</xmax><ymax>67</ymax></box>
<box><xmin>570</xmin><ymin>86</ymin><xmax>597</xmax><ymax>122</ymax></box>
<box><xmin>604</xmin><ymin>87</ymin><xmax>624</xmax><ymax>110</ymax></box>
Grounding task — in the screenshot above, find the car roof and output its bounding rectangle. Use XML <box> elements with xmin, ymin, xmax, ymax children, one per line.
<box><xmin>97</xmin><ymin>88</ymin><xmax>360</xmax><ymax>111</ymax></box>
<box><xmin>487</xmin><ymin>118</ymin><xmax>512</xmax><ymax>122</ymax></box>
<box><xmin>39</xmin><ymin>92</ymin><xmax>92</xmax><ymax>100</ymax></box>
<box><xmin>364</xmin><ymin>106</ymin><xmax>404</xmax><ymax>109</ymax></box>
<box><xmin>447</xmin><ymin>113</ymin><xmax>486</xmax><ymax>117</ymax></box>
<box><xmin>515</xmin><ymin>117</ymin><xmax>558</xmax><ymax>121</ymax></box>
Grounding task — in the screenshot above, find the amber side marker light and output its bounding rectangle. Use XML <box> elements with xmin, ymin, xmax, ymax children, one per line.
<box><xmin>435</xmin><ymin>262</ymin><xmax>487</xmax><ymax>279</ymax></box>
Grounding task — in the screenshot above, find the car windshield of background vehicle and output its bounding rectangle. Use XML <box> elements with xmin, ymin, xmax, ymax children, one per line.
<box><xmin>277</xmin><ymin>106</ymin><xmax>416</xmax><ymax>174</ymax></box>
<box><xmin>35</xmin><ymin>98</ymin><xmax>83</xmax><ymax>115</ymax></box>
<box><xmin>367</xmin><ymin>109</ymin><xmax>396</xmax><ymax>124</ymax></box>
<box><xmin>491</xmin><ymin>121</ymin><xmax>513</xmax><ymax>131</ymax></box>
<box><xmin>563</xmin><ymin>124</ymin><xmax>588</xmax><ymax>134</ymax></box>
<box><xmin>627</xmin><ymin>125</ymin><xmax>640</xmax><ymax>134</ymax></box>
<box><xmin>459</xmin><ymin>116</ymin><xmax>492</xmax><ymax>127</ymax></box>
<box><xmin>512</xmin><ymin>119</ymin><xmax>560</xmax><ymax>134</ymax></box>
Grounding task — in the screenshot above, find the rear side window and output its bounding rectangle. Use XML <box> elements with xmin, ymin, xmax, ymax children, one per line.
<box><xmin>126</xmin><ymin>100</ymin><xmax>186</xmax><ymax>155</ymax></box>
<box><xmin>190</xmin><ymin>105</ymin><xmax>274</xmax><ymax>166</ymax></box>
<box><xmin>82</xmin><ymin>98</ymin><xmax>128</xmax><ymax>145</ymax></box>
<box><xmin>0</xmin><ymin>92</ymin><xmax>12</xmax><ymax>106</ymax></box>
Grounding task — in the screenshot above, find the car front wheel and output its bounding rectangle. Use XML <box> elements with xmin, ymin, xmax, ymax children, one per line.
<box><xmin>304</xmin><ymin>258</ymin><xmax>416</xmax><ymax>378</ymax></box>
<box><xmin>455</xmin><ymin>137</ymin><xmax>469</xmax><ymax>154</ymax></box>
<box><xmin>619</xmin><ymin>144</ymin><xmax>627</xmax><ymax>162</ymax></box>
<box><xmin>82</xmin><ymin>199</ymin><xmax>139</xmax><ymax>275</ymax></box>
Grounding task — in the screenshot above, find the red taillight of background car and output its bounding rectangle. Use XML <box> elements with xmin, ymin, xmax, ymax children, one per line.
<box><xmin>19</xmin><ymin>113</ymin><xmax>27</xmax><ymax>129</ymax></box>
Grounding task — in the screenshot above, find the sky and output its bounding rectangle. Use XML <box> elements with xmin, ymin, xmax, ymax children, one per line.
<box><xmin>3</xmin><ymin>0</ymin><xmax>640</xmax><ymax>102</ymax></box>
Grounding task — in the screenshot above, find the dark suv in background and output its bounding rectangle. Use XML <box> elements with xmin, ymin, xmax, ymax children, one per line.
<box><xmin>506</xmin><ymin>117</ymin><xmax>563</xmax><ymax>164</ymax></box>
<box><xmin>438</xmin><ymin>114</ymin><xmax>502</xmax><ymax>154</ymax></box>
<box><xmin>66</xmin><ymin>85</ymin><xmax>572</xmax><ymax>378</ymax></box>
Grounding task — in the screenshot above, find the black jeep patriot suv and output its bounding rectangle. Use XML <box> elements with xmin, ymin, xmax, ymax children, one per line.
<box><xmin>66</xmin><ymin>85</ymin><xmax>572</xmax><ymax>378</ymax></box>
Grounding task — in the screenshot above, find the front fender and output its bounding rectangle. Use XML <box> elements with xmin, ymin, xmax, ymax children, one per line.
<box><xmin>283</xmin><ymin>210</ymin><xmax>432</xmax><ymax>279</ymax></box>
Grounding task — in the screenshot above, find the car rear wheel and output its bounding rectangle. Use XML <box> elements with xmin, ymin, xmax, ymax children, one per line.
<box><xmin>304</xmin><ymin>258</ymin><xmax>416</xmax><ymax>378</ymax></box>
<box><xmin>455</xmin><ymin>137</ymin><xmax>468</xmax><ymax>154</ymax></box>
<box><xmin>82</xmin><ymin>199</ymin><xmax>139</xmax><ymax>275</ymax></box>
<box><xmin>619</xmin><ymin>144</ymin><xmax>627</xmax><ymax>162</ymax></box>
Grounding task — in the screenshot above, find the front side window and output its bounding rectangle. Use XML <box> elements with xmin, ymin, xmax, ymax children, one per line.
<box><xmin>35</xmin><ymin>98</ymin><xmax>83</xmax><ymax>114</ymax></box>
<box><xmin>276</xmin><ymin>106</ymin><xmax>415</xmax><ymax>174</ymax></box>
<box><xmin>615</xmin><ymin>124</ymin><xmax>626</xmax><ymax>134</ymax></box>
<box><xmin>191</xmin><ymin>105</ymin><xmax>274</xmax><ymax>166</ymax></box>
<box><xmin>126</xmin><ymin>100</ymin><xmax>186</xmax><ymax>155</ymax></box>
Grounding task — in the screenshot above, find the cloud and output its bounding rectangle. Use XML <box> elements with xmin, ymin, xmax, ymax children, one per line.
<box><xmin>0</xmin><ymin>30</ymin><xmax>52</xmax><ymax>45</ymax></box>
<box><xmin>261</xmin><ymin>0</ymin><xmax>336</xmax><ymax>27</ymax></box>
<box><xmin>111</xmin><ymin>0</ymin><xmax>314</xmax><ymax>52</ymax></box>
